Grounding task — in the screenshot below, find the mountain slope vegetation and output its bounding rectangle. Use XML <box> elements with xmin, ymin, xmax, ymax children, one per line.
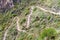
<box><xmin>0</xmin><ymin>0</ymin><xmax>60</xmax><ymax>40</ymax></box>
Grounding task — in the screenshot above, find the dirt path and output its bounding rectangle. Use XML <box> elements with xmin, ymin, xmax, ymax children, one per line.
<box><xmin>35</xmin><ymin>6</ymin><xmax>60</xmax><ymax>15</ymax></box>
<box><xmin>16</xmin><ymin>17</ymin><xmax>26</xmax><ymax>32</ymax></box>
<box><xmin>3</xmin><ymin>17</ymin><xmax>16</xmax><ymax>40</ymax></box>
<box><xmin>26</xmin><ymin>5</ymin><xmax>60</xmax><ymax>29</ymax></box>
<box><xmin>26</xmin><ymin>6</ymin><xmax>34</xmax><ymax>28</ymax></box>
<box><xmin>3</xmin><ymin>5</ymin><xmax>60</xmax><ymax>40</ymax></box>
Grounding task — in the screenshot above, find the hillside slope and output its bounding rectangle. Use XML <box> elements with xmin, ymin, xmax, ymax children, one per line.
<box><xmin>0</xmin><ymin>0</ymin><xmax>60</xmax><ymax>40</ymax></box>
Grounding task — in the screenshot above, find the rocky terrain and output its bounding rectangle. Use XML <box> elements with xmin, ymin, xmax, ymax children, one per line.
<box><xmin>0</xmin><ymin>0</ymin><xmax>20</xmax><ymax>12</ymax></box>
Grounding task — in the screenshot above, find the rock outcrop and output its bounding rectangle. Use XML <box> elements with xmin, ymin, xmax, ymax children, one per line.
<box><xmin>0</xmin><ymin>0</ymin><xmax>14</xmax><ymax>9</ymax></box>
<box><xmin>0</xmin><ymin>0</ymin><xmax>20</xmax><ymax>12</ymax></box>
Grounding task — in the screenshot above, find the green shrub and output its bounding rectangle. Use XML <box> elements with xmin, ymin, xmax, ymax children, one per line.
<box><xmin>20</xmin><ymin>18</ymin><xmax>26</xmax><ymax>24</ymax></box>
<box><xmin>38</xmin><ymin>28</ymin><xmax>57</xmax><ymax>40</ymax></box>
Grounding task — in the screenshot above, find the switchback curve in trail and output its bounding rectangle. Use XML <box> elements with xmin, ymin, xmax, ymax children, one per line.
<box><xmin>34</xmin><ymin>6</ymin><xmax>60</xmax><ymax>15</ymax></box>
<box><xmin>26</xmin><ymin>6</ymin><xmax>60</xmax><ymax>29</ymax></box>
<box><xmin>16</xmin><ymin>17</ymin><xmax>26</xmax><ymax>32</ymax></box>
<box><xmin>3</xmin><ymin>5</ymin><xmax>60</xmax><ymax>40</ymax></box>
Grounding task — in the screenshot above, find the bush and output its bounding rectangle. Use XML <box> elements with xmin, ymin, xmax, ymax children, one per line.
<box><xmin>38</xmin><ymin>28</ymin><xmax>57</xmax><ymax>40</ymax></box>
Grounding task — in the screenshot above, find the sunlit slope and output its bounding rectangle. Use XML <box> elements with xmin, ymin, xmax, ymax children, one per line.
<box><xmin>0</xmin><ymin>0</ymin><xmax>60</xmax><ymax>40</ymax></box>
<box><xmin>3</xmin><ymin>7</ymin><xmax>60</xmax><ymax>40</ymax></box>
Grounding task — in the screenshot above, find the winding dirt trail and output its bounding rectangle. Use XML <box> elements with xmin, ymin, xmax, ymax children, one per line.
<box><xmin>3</xmin><ymin>5</ymin><xmax>60</xmax><ymax>40</ymax></box>
<box><xmin>3</xmin><ymin>24</ymin><xmax>13</xmax><ymax>40</ymax></box>
<box><xmin>26</xmin><ymin>6</ymin><xmax>34</xmax><ymax>28</ymax></box>
<box><xmin>26</xmin><ymin>5</ymin><xmax>60</xmax><ymax>29</ymax></box>
<box><xmin>16</xmin><ymin>17</ymin><xmax>26</xmax><ymax>32</ymax></box>
<box><xmin>3</xmin><ymin>17</ymin><xmax>16</xmax><ymax>40</ymax></box>
<box><xmin>26</xmin><ymin>6</ymin><xmax>60</xmax><ymax>29</ymax></box>
<box><xmin>34</xmin><ymin>6</ymin><xmax>60</xmax><ymax>15</ymax></box>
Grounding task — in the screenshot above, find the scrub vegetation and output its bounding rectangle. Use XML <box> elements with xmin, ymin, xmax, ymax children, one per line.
<box><xmin>0</xmin><ymin>0</ymin><xmax>60</xmax><ymax>40</ymax></box>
